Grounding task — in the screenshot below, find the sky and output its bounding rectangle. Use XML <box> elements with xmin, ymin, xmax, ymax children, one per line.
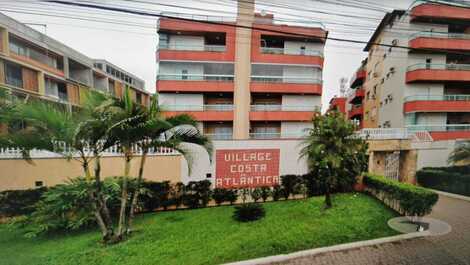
<box><xmin>1</xmin><ymin>0</ymin><xmax>415</xmax><ymax>111</ymax></box>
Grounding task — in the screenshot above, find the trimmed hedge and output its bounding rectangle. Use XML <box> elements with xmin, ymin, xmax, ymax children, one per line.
<box><xmin>363</xmin><ymin>174</ymin><xmax>438</xmax><ymax>217</ymax></box>
<box><xmin>417</xmin><ymin>167</ymin><xmax>470</xmax><ymax>197</ymax></box>
<box><xmin>0</xmin><ymin>188</ymin><xmax>47</xmax><ymax>217</ymax></box>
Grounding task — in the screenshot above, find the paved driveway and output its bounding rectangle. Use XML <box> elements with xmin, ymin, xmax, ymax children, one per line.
<box><xmin>272</xmin><ymin>195</ymin><xmax>470</xmax><ymax>265</ymax></box>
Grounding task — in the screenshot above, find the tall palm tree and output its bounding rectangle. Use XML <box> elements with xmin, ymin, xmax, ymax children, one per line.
<box><xmin>448</xmin><ymin>141</ymin><xmax>470</xmax><ymax>165</ymax></box>
<box><xmin>125</xmin><ymin>95</ymin><xmax>212</xmax><ymax>234</ymax></box>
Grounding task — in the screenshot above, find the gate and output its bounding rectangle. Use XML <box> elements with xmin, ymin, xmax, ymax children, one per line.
<box><xmin>384</xmin><ymin>151</ymin><xmax>400</xmax><ymax>181</ymax></box>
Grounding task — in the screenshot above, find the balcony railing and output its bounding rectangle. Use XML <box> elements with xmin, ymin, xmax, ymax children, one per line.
<box><xmin>410</xmin><ymin>31</ymin><xmax>470</xmax><ymax>40</ymax></box>
<box><xmin>407</xmin><ymin>124</ymin><xmax>470</xmax><ymax>132</ymax></box>
<box><xmin>163</xmin><ymin>104</ymin><xmax>234</xmax><ymax>111</ymax></box>
<box><xmin>158</xmin><ymin>43</ymin><xmax>226</xmax><ymax>52</ymax></box>
<box><xmin>205</xmin><ymin>133</ymin><xmax>233</xmax><ymax>140</ymax></box>
<box><xmin>251</xmin><ymin>76</ymin><xmax>322</xmax><ymax>84</ymax></box>
<box><xmin>260</xmin><ymin>47</ymin><xmax>323</xmax><ymax>57</ymax></box>
<box><xmin>249</xmin><ymin>132</ymin><xmax>307</xmax><ymax>139</ymax></box>
<box><xmin>356</xmin><ymin>128</ymin><xmax>413</xmax><ymax>140</ymax></box>
<box><xmin>407</xmin><ymin>63</ymin><xmax>470</xmax><ymax>72</ymax></box>
<box><xmin>157</xmin><ymin>74</ymin><xmax>234</xmax><ymax>81</ymax></box>
<box><xmin>405</xmin><ymin>94</ymin><xmax>470</xmax><ymax>102</ymax></box>
<box><xmin>250</xmin><ymin>104</ymin><xmax>320</xmax><ymax>111</ymax></box>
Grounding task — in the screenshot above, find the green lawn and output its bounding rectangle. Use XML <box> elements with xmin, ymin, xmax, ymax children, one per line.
<box><xmin>0</xmin><ymin>193</ymin><xmax>398</xmax><ymax>265</ymax></box>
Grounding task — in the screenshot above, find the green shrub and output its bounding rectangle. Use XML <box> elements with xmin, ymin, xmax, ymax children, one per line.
<box><xmin>280</xmin><ymin>175</ymin><xmax>301</xmax><ymax>199</ymax></box>
<box><xmin>226</xmin><ymin>189</ymin><xmax>238</xmax><ymax>205</ymax></box>
<box><xmin>250</xmin><ymin>188</ymin><xmax>262</xmax><ymax>202</ymax></box>
<box><xmin>260</xmin><ymin>186</ymin><xmax>272</xmax><ymax>202</ymax></box>
<box><xmin>184</xmin><ymin>180</ymin><xmax>212</xmax><ymax>208</ymax></box>
<box><xmin>417</xmin><ymin>168</ymin><xmax>470</xmax><ymax>197</ymax></box>
<box><xmin>0</xmin><ymin>187</ymin><xmax>47</xmax><ymax>217</ymax></box>
<box><xmin>363</xmin><ymin>174</ymin><xmax>438</xmax><ymax>217</ymax></box>
<box><xmin>232</xmin><ymin>203</ymin><xmax>265</xmax><ymax>222</ymax></box>
<box><xmin>272</xmin><ymin>185</ymin><xmax>283</xmax><ymax>201</ymax></box>
<box><xmin>212</xmin><ymin>188</ymin><xmax>228</xmax><ymax>206</ymax></box>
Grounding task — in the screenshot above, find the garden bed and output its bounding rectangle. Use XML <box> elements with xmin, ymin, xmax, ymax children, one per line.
<box><xmin>0</xmin><ymin>193</ymin><xmax>398</xmax><ymax>265</ymax></box>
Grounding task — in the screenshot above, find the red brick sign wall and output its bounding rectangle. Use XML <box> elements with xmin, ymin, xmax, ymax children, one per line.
<box><xmin>215</xmin><ymin>149</ymin><xmax>280</xmax><ymax>188</ymax></box>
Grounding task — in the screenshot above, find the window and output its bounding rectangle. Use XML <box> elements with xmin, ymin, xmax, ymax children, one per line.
<box><xmin>35</xmin><ymin>181</ymin><xmax>44</xmax><ymax>188</ymax></box>
<box><xmin>58</xmin><ymin>85</ymin><xmax>68</xmax><ymax>102</ymax></box>
<box><xmin>5</xmin><ymin>62</ymin><xmax>23</xmax><ymax>88</ymax></box>
<box><xmin>9</xmin><ymin>38</ymin><xmax>27</xmax><ymax>56</ymax></box>
<box><xmin>135</xmin><ymin>92</ymin><xmax>142</xmax><ymax>104</ymax></box>
<box><xmin>45</xmin><ymin>78</ymin><xmax>59</xmax><ymax>98</ymax></box>
<box><xmin>109</xmin><ymin>80</ymin><xmax>116</xmax><ymax>96</ymax></box>
<box><xmin>181</xmin><ymin>69</ymin><xmax>188</xmax><ymax>80</ymax></box>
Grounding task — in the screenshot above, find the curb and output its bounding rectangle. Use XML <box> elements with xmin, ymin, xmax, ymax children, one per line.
<box><xmin>429</xmin><ymin>189</ymin><xmax>470</xmax><ymax>202</ymax></box>
<box><xmin>223</xmin><ymin>231</ymin><xmax>430</xmax><ymax>265</ymax></box>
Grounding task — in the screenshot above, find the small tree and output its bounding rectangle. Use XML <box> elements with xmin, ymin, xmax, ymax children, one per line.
<box><xmin>250</xmin><ymin>188</ymin><xmax>262</xmax><ymax>203</ymax></box>
<box><xmin>260</xmin><ymin>186</ymin><xmax>272</xmax><ymax>202</ymax></box>
<box><xmin>300</xmin><ymin>111</ymin><xmax>368</xmax><ymax>209</ymax></box>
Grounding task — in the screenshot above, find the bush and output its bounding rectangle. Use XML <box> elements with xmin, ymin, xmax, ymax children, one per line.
<box><xmin>417</xmin><ymin>168</ymin><xmax>470</xmax><ymax>197</ymax></box>
<box><xmin>250</xmin><ymin>188</ymin><xmax>262</xmax><ymax>202</ymax></box>
<box><xmin>281</xmin><ymin>175</ymin><xmax>301</xmax><ymax>199</ymax></box>
<box><xmin>226</xmin><ymin>189</ymin><xmax>238</xmax><ymax>205</ymax></box>
<box><xmin>272</xmin><ymin>185</ymin><xmax>283</xmax><ymax>201</ymax></box>
<box><xmin>212</xmin><ymin>188</ymin><xmax>228</xmax><ymax>206</ymax></box>
<box><xmin>260</xmin><ymin>186</ymin><xmax>272</xmax><ymax>202</ymax></box>
<box><xmin>183</xmin><ymin>180</ymin><xmax>212</xmax><ymax>208</ymax></box>
<box><xmin>363</xmin><ymin>174</ymin><xmax>438</xmax><ymax>217</ymax></box>
<box><xmin>0</xmin><ymin>187</ymin><xmax>47</xmax><ymax>217</ymax></box>
<box><xmin>140</xmin><ymin>181</ymin><xmax>172</xmax><ymax>211</ymax></box>
<box><xmin>232</xmin><ymin>203</ymin><xmax>265</xmax><ymax>222</ymax></box>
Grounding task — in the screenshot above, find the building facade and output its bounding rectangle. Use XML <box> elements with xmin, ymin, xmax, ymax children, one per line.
<box><xmin>156</xmin><ymin>1</ymin><xmax>326</xmax><ymax>141</ymax></box>
<box><xmin>361</xmin><ymin>2</ymin><xmax>470</xmax><ymax>141</ymax></box>
<box><xmin>0</xmin><ymin>12</ymin><xmax>149</xmax><ymax>109</ymax></box>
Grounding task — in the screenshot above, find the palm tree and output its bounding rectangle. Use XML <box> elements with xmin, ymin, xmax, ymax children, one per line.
<box><xmin>300</xmin><ymin>111</ymin><xmax>368</xmax><ymax>208</ymax></box>
<box><xmin>125</xmin><ymin>95</ymin><xmax>212</xmax><ymax>234</ymax></box>
<box><xmin>0</xmin><ymin>87</ymin><xmax>118</xmax><ymax>241</ymax></box>
<box><xmin>448</xmin><ymin>141</ymin><xmax>470</xmax><ymax>165</ymax></box>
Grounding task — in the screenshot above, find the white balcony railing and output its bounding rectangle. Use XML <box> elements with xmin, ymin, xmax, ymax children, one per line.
<box><xmin>157</xmin><ymin>74</ymin><xmax>234</xmax><ymax>81</ymax></box>
<box><xmin>205</xmin><ymin>133</ymin><xmax>233</xmax><ymax>140</ymax></box>
<box><xmin>410</xmin><ymin>31</ymin><xmax>470</xmax><ymax>40</ymax></box>
<box><xmin>407</xmin><ymin>63</ymin><xmax>470</xmax><ymax>72</ymax></box>
<box><xmin>407</xmin><ymin>124</ymin><xmax>470</xmax><ymax>132</ymax></box>
<box><xmin>260</xmin><ymin>47</ymin><xmax>323</xmax><ymax>57</ymax></box>
<box><xmin>250</xmin><ymin>104</ymin><xmax>320</xmax><ymax>112</ymax></box>
<box><xmin>249</xmin><ymin>132</ymin><xmax>307</xmax><ymax>139</ymax></box>
<box><xmin>158</xmin><ymin>43</ymin><xmax>226</xmax><ymax>52</ymax></box>
<box><xmin>356</xmin><ymin>128</ymin><xmax>413</xmax><ymax>140</ymax></box>
<box><xmin>0</xmin><ymin>142</ymin><xmax>179</xmax><ymax>159</ymax></box>
<box><xmin>405</xmin><ymin>94</ymin><xmax>470</xmax><ymax>102</ymax></box>
<box><xmin>163</xmin><ymin>104</ymin><xmax>234</xmax><ymax>111</ymax></box>
<box><xmin>251</xmin><ymin>76</ymin><xmax>322</xmax><ymax>84</ymax></box>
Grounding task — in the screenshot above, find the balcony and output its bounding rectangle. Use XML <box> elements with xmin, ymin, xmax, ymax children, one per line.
<box><xmin>252</xmin><ymin>46</ymin><xmax>324</xmax><ymax>65</ymax></box>
<box><xmin>350</xmin><ymin>70</ymin><xmax>366</xmax><ymax>88</ymax></box>
<box><xmin>409</xmin><ymin>31</ymin><xmax>470</xmax><ymax>52</ymax></box>
<box><xmin>411</xmin><ymin>3</ymin><xmax>470</xmax><ymax>23</ymax></box>
<box><xmin>161</xmin><ymin>104</ymin><xmax>234</xmax><ymax>121</ymax></box>
<box><xmin>406</xmin><ymin>63</ymin><xmax>470</xmax><ymax>83</ymax></box>
<box><xmin>249</xmin><ymin>105</ymin><xmax>319</xmax><ymax>121</ymax></box>
<box><xmin>249</xmin><ymin>132</ymin><xmax>306</xmax><ymax>140</ymax></box>
<box><xmin>157</xmin><ymin>74</ymin><xmax>234</xmax><ymax>93</ymax></box>
<box><xmin>404</xmin><ymin>94</ymin><xmax>470</xmax><ymax>113</ymax></box>
<box><xmin>250</xmin><ymin>76</ymin><xmax>322</xmax><ymax>94</ymax></box>
<box><xmin>158</xmin><ymin>43</ymin><xmax>234</xmax><ymax>62</ymax></box>
<box><xmin>407</xmin><ymin>124</ymin><xmax>470</xmax><ymax>140</ymax></box>
<box><xmin>348</xmin><ymin>104</ymin><xmax>364</xmax><ymax>119</ymax></box>
<box><xmin>348</xmin><ymin>87</ymin><xmax>365</xmax><ymax>104</ymax></box>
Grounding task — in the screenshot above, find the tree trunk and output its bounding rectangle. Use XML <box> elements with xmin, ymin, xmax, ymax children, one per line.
<box><xmin>117</xmin><ymin>152</ymin><xmax>132</xmax><ymax>238</ymax></box>
<box><xmin>93</xmin><ymin>154</ymin><xmax>114</xmax><ymax>239</ymax></box>
<box><xmin>127</xmin><ymin>151</ymin><xmax>148</xmax><ymax>234</ymax></box>
<box><xmin>324</xmin><ymin>185</ymin><xmax>332</xmax><ymax>209</ymax></box>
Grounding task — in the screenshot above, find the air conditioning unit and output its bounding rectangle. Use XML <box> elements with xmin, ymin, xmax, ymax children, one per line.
<box><xmin>392</xmin><ymin>39</ymin><xmax>399</xmax><ymax>46</ymax></box>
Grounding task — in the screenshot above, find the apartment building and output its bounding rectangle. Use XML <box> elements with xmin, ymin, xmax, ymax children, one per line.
<box><xmin>328</xmin><ymin>96</ymin><xmax>347</xmax><ymax>114</ymax></box>
<box><xmin>0</xmin><ymin>12</ymin><xmax>149</xmax><ymax>110</ymax></box>
<box><xmin>361</xmin><ymin>2</ymin><xmax>470</xmax><ymax>141</ymax></box>
<box><xmin>346</xmin><ymin>59</ymin><xmax>367</xmax><ymax>129</ymax></box>
<box><xmin>156</xmin><ymin>1</ymin><xmax>326</xmax><ymax>141</ymax></box>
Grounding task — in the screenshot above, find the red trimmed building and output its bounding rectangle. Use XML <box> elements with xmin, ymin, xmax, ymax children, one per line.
<box><xmin>360</xmin><ymin>2</ymin><xmax>470</xmax><ymax>141</ymax></box>
<box><xmin>156</xmin><ymin>3</ymin><xmax>326</xmax><ymax>140</ymax></box>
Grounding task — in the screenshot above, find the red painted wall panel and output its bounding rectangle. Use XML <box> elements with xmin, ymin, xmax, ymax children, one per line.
<box><xmin>157</xmin><ymin>80</ymin><xmax>234</xmax><ymax>93</ymax></box>
<box><xmin>162</xmin><ymin>111</ymin><xmax>233</xmax><ymax>121</ymax></box>
<box><xmin>404</xmin><ymin>100</ymin><xmax>470</xmax><ymax>113</ymax></box>
<box><xmin>406</xmin><ymin>69</ymin><xmax>470</xmax><ymax>83</ymax></box>
<box><xmin>250</xmin><ymin>82</ymin><xmax>322</xmax><ymax>94</ymax></box>
<box><xmin>215</xmin><ymin>149</ymin><xmax>280</xmax><ymax>188</ymax></box>
<box><xmin>410</xmin><ymin>37</ymin><xmax>470</xmax><ymax>52</ymax></box>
